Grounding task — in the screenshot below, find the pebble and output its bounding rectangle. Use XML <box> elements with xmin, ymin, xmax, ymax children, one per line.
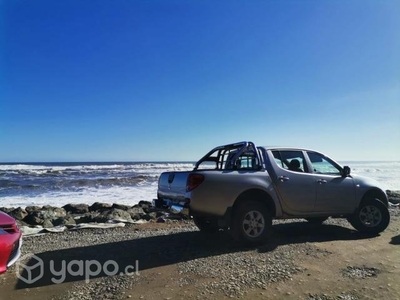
<box><xmin>11</xmin><ymin>212</ymin><xmax>398</xmax><ymax>300</ymax></box>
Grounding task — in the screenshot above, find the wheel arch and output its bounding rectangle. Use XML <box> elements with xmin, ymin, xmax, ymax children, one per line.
<box><xmin>361</xmin><ymin>188</ymin><xmax>389</xmax><ymax>207</ymax></box>
<box><xmin>232</xmin><ymin>188</ymin><xmax>277</xmax><ymax>217</ymax></box>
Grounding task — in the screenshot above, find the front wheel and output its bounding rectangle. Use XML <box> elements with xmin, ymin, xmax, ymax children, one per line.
<box><xmin>348</xmin><ymin>198</ymin><xmax>390</xmax><ymax>234</ymax></box>
<box><xmin>230</xmin><ymin>201</ymin><xmax>272</xmax><ymax>245</ymax></box>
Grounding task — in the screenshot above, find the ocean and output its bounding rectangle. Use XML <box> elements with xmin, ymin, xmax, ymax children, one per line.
<box><xmin>0</xmin><ymin>161</ymin><xmax>399</xmax><ymax>208</ymax></box>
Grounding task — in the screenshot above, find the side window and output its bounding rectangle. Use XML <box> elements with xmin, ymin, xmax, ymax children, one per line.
<box><xmin>272</xmin><ymin>151</ymin><xmax>285</xmax><ymax>169</ymax></box>
<box><xmin>236</xmin><ymin>155</ymin><xmax>259</xmax><ymax>170</ymax></box>
<box><xmin>307</xmin><ymin>152</ymin><xmax>341</xmax><ymax>175</ymax></box>
<box><xmin>272</xmin><ymin>150</ymin><xmax>307</xmax><ymax>173</ymax></box>
<box><xmin>224</xmin><ymin>150</ymin><xmax>259</xmax><ymax>170</ymax></box>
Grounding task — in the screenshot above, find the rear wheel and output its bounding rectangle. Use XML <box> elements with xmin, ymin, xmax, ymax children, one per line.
<box><xmin>305</xmin><ymin>217</ymin><xmax>328</xmax><ymax>224</ymax></box>
<box><xmin>193</xmin><ymin>216</ymin><xmax>219</xmax><ymax>233</ymax></box>
<box><xmin>230</xmin><ymin>201</ymin><xmax>272</xmax><ymax>245</ymax></box>
<box><xmin>348</xmin><ymin>198</ymin><xmax>390</xmax><ymax>234</ymax></box>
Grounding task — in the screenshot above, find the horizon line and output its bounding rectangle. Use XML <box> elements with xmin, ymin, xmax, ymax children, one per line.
<box><xmin>1</xmin><ymin>160</ymin><xmax>399</xmax><ymax>164</ymax></box>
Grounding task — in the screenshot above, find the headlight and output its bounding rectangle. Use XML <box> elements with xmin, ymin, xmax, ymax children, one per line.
<box><xmin>0</xmin><ymin>228</ymin><xmax>8</xmax><ymax>235</ymax></box>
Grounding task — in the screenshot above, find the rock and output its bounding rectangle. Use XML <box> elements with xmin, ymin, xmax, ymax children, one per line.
<box><xmin>16</xmin><ymin>219</ymin><xmax>30</xmax><ymax>227</ymax></box>
<box><xmin>23</xmin><ymin>214</ymin><xmax>44</xmax><ymax>225</ymax></box>
<box><xmin>23</xmin><ymin>206</ymin><xmax>66</xmax><ymax>226</ymax></box>
<box><xmin>42</xmin><ymin>219</ymin><xmax>54</xmax><ymax>228</ymax></box>
<box><xmin>156</xmin><ymin>217</ymin><xmax>166</xmax><ymax>223</ymax></box>
<box><xmin>387</xmin><ymin>190</ymin><xmax>400</xmax><ymax>204</ymax></box>
<box><xmin>74</xmin><ymin>212</ymin><xmax>100</xmax><ymax>224</ymax></box>
<box><xmin>90</xmin><ymin>202</ymin><xmax>112</xmax><ymax>212</ymax></box>
<box><xmin>155</xmin><ymin>211</ymin><xmax>166</xmax><ymax>218</ymax></box>
<box><xmin>63</xmin><ymin>203</ymin><xmax>90</xmax><ymax>214</ymax></box>
<box><xmin>112</xmin><ymin>203</ymin><xmax>131</xmax><ymax>211</ymax></box>
<box><xmin>0</xmin><ymin>207</ymin><xmax>14</xmax><ymax>214</ymax></box>
<box><xmin>25</xmin><ymin>206</ymin><xmax>41</xmax><ymax>214</ymax></box>
<box><xmin>53</xmin><ymin>216</ymin><xmax>77</xmax><ymax>226</ymax></box>
<box><xmin>9</xmin><ymin>207</ymin><xmax>28</xmax><ymax>220</ymax></box>
<box><xmin>127</xmin><ymin>207</ymin><xmax>145</xmax><ymax>220</ymax></box>
<box><xmin>95</xmin><ymin>209</ymin><xmax>134</xmax><ymax>223</ymax></box>
<box><xmin>40</xmin><ymin>206</ymin><xmax>67</xmax><ymax>217</ymax></box>
<box><xmin>141</xmin><ymin>214</ymin><xmax>154</xmax><ymax>221</ymax></box>
<box><xmin>138</xmin><ymin>200</ymin><xmax>152</xmax><ymax>211</ymax></box>
<box><xmin>147</xmin><ymin>212</ymin><xmax>158</xmax><ymax>219</ymax></box>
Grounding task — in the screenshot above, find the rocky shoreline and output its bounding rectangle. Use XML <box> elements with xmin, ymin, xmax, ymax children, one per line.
<box><xmin>0</xmin><ymin>200</ymin><xmax>188</xmax><ymax>230</ymax></box>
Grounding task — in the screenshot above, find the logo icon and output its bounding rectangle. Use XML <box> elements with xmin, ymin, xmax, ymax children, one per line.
<box><xmin>15</xmin><ymin>253</ymin><xmax>44</xmax><ymax>284</ymax></box>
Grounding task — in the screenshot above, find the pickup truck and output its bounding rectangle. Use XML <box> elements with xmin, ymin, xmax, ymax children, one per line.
<box><xmin>153</xmin><ymin>141</ymin><xmax>390</xmax><ymax>244</ymax></box>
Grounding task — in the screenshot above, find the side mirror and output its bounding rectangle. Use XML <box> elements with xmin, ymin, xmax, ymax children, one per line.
<box><xmin>342</xmin><ymin>166</ymin><xmax>351</xmax><ymax>177</ymax></box>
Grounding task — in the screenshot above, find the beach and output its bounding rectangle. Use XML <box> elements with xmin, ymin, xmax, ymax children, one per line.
<box><xmin>1</xmin><ymin>202</ymin><xmax>399</xmax><ymax>300</ymax></box>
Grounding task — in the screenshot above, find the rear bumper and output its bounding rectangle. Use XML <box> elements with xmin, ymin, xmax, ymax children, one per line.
<box><xmin>152</xmin><ymin>199</ymin><xmax>190</xmax><ymax>216</ymax></box>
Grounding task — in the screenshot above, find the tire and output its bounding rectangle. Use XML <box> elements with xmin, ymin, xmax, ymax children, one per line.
<box><xmin>305</xmin><ymin>217</ymin><xmax>328</xmax><ymax>224</ymax></box>
<box><xmin>348</xmin><ymin>198</ymin><xmax>390</xmax><ymax>234</ymax></box>
<box><xmin>193</xmin><ymin>216</ymin><xmax>219</xmax><ymax>233</ymax></box>
<box><xmin>230</xmin><ymin>201</ymin><xmax>272</xmax><ymax>245</ymax></box>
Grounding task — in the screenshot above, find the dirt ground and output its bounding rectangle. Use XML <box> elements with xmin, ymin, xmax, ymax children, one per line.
<box><xmin>123</xmin><ymin>219</ymin><xmax>400</xmax><ymax>300</ymax></box>
<box><xmin>1</xmin><ymin>212</ymin><xmax>399</xmax><ymax>300</ymax></box>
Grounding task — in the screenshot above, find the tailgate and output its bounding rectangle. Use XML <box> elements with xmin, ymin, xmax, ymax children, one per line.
<box><xmin>157</xmin><ymin>171</ymin><xmax>190</xmax><ymax>201</ymax></box>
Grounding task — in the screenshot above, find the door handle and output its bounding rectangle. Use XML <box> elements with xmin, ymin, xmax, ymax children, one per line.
<box><xmin>278</xmin><ymin>176</ymin><xmax>290</xmax><ymax>182</ymax></box>
<box><xmin>317</xmin><ymin>179</ymin><xmax>327</xmax><ymax>184</ymax></box>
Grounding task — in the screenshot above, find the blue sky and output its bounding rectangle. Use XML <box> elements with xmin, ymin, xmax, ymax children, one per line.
<box><xmin>1</xmin><ymin>0</ymin><xmax>399</xmax><ymax>162</ymax></box>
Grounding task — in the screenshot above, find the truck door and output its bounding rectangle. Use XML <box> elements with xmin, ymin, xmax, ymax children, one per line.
<box><xmin>306</xmin><ymin>151</ymin><xmax>356</xmax><ymax>213</ymax></box>
<box><xmin>269</xmin><ymin>150</ymin><xmax>316</xmax><ymax>214</ymax></box>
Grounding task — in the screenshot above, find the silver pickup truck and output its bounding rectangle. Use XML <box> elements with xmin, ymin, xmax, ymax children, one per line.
<box><xmin>154</xmin><ymin>141</ymin><xmax>390</xmax><ymax>244</ymax></box>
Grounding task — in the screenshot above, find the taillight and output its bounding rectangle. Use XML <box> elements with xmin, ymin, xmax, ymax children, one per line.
<box><xmin>186</xmin><ymin>174</ymin><xmax>204</xmax><ymax>192</ymax></box>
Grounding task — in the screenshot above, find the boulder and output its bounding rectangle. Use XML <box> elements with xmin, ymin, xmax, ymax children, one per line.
<box><xmin>63</xmin><ymin>203</ymin><xmax>90</xmax><ymax>214</ymax></box>
<box><xmin>127</xmin><ymin>207</ymin><xmax>145</xmax><ymax>220</ymax></box>
<box><xmin>23</xmin><ymin>206</ymin><xmax>66</xmax><ymax>226</ymax></box>
<box><xmin>53</xmin><ymin>216</ymin><xmax>77</xmax><ymax>226</ymax></box>
<box><xmin>138</xmin><ymin>200</ymin><xmax>152</xmax><ymax>206</ymax></box>
<box><xmin>90</xmin><ymin>202</ymin><xmax>112</xmax><ymax>212</ymax></box>
<box><xmin>94</xmin><ymin>209</ymin><xmax>134</xmax><ymax>223</ymax></box>
<box><xmin>16</xmin><ymin>219</ymin><xmax>30</xmax><ymax>227</ymax></box>
<box><xmin>387</xmin><ymin>190</ymin><xmax>400</xmax><ymax>204</ymax></box>
<box><xmin>74</xmin><ymin>212</ymin><xmax>100</xmax><ymax>224</ymax></box>
<box><xmin>142</xmin><ymin>212</ymin><xmax>157</xmax><ymax>221</ymax></box>
<box><xmin>42</xmin><ymin>219</ymin><xmax>54</xmax><ymax>228</ymax></box>
<box><xmin>25</xmin><ymin>206</ymin><xmax>41</xmax><ymax>214</ymax></box>
<box><xmin>138</xmin><ymin>200</ymin><xmax>152</xmax><ymax>211</ymax></box>
<box><xmin>0</xmin><ymin>207</ymin><xmax>14</xmax><ymax>214</ymax></box>
<box><xmin>112</xmin><ymin>203</ymin><xmax>131</xmax><ymax>211</ymax></box>
<box><xmin>9</xmin><ymin>207</ymin><xmax>28</xmax><ymax>220</ymax></box>
<box><xmin>23</xmin><ymin>214</ymin><xmax>44</xmax><ymax>225</ymax></box>
<box><xmin>40</xmin><ymin>206</ymin><xmax>67</xmax><ymax>217</ymax></box>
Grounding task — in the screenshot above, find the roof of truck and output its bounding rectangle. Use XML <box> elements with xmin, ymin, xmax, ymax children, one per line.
<box><xmin>261</xmin><ymin>146</ymin><xmax>318</xmax><ymax>152</ymax></box>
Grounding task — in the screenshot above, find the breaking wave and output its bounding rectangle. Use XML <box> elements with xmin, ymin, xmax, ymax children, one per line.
<box><xmin>0</xmin><ymin>162</ymin><xmax>194</xmax><ymax>207</ymax></box>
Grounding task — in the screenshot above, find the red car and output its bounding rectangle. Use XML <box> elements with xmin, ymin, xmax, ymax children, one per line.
<box><xmin>0</xmin><ymin>211</ymin><xmax>22</xmax><ymax>274</ymax></box>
